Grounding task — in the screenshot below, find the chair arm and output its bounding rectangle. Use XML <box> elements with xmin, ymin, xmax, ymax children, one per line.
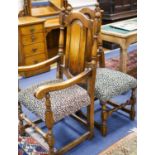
<box><xmin>34</xmin><ymin>69</ymin><xmax>92</xmax><ymax>99</ymax></box>
<box><xmin>18</xmin><ymin>55</ymin><xmax>60</xmax><ymax>73</ymax></box>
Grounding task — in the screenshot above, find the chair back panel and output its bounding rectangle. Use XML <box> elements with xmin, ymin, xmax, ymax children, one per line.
<box><xmin>80</xmin><ymin>8</ymin><xmax>96</xmax><ymax>62</ymax></box>
<box><xmin>64</xmin><ymin>13</ymin><xmax>93</xmax><ymax>76</ymax></box>
<box><xmin>80</xmin><ymin>6</ymin><xmax>105</xmax><ymax>68</ymax></box>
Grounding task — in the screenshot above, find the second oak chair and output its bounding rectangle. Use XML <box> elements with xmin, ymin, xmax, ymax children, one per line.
<box><xmin>80</xmin><ymin>4</ymin><xmax>137</xmax><ymax>136</ymax></box>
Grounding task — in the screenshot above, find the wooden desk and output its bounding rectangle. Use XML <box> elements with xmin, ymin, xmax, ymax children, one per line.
<box><xmin>18</xmin><ymin>16</ymin><xmax>50</xmax><ymax>77</ymax></box>
<box><xmin>18</xmin><ymin>16</ymin><xmax>60</xmax><ymax>77</ymax></box>
<box><xmin>101</xmin><ymin>18</ymin><xmax>137</xmax><ymax>73</ymax></box>
<box><xmin>18</xmin><ymin>0</ymin><xmax>63</xmax><ymax>77</ymax></box>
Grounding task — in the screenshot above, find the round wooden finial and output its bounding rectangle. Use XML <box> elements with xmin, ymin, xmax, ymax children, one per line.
<box><xmin>95</xmin><ymin>2</ymin><xmax>99</xmax><ymax>8</ymax></box>
<box><xmin>67</xmin><ymin>5</ymin><xmax>72</xmax><ymax>12</ymax></box>
<box><xmin>95</xmin><ymin>12</ymin><xmax>101</xmax><ymax>19</ymax></box>
<box><xmin>64</xmin><ymin>0</ymin><xmax>68</xmax><ymax>7</ymax></box>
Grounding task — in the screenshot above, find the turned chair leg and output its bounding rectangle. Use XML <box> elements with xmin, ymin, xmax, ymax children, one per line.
<box><xmin>45</xmin><ymin>93</ymin><xmax>55</xmax><ymax>155</ymax></box>
<box><xmin>100</xmin><ymin>101</ymin><xmax>108</xmax><ymax>136</ymax></box>
<box><xmin>130</xmin><ymin>88</ymin><xmax>136</xmax><ymax>120</ymax></box>
<box><xmin>46</xmin><ymin>130</ymin><xmax>55</xmax><ymax>155</ymax></box>
<box><xmin>18</xmin><ymin>102</ymin><xmax>25</xmax><ymax>136</ymax></box>
<box><xmin>87</xmin><ymin>103</ymin><xmax>94</xmax><ymax>139</ymax></box>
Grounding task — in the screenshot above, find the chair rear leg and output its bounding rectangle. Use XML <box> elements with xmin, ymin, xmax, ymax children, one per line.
<box><xmin>100</xmin><ymin>101</ymin><xmax>108</xmax><ymax>136</ymax></box>
<box><xmin>130</xmin><ymin>88</ymin><xmax>136</xmax><ymax>120</ymax></box>
<box><xmin>18</xmin><ymin>102</ymin><xmax>25</xmax><ymax>136</ymax></box>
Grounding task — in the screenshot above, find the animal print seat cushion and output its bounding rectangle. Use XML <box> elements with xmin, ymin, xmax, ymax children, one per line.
<box><xmin>95</xmin><ymin>68</ymin><xmax>137</xmax><ymax>101</ymax></box>
<box><xmin>18</xmin><ymin>79</ymin><xmax>90</xmax><ymax>122</ymax></box>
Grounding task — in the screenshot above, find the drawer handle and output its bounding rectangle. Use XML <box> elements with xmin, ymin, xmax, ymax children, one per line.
<box><xmin>30</xmin><ymin>28</ymin><xmax>35</xmax><ymax>33</ymax></box>
<box><xmin>32</xmin><ymin>48</ymin><xmax>37</xmax><ymax>53</ymax></box>
<box><xmin>34</xmin><ymin>60</ymin><xmax>38</xmax><ymax>64</ymax></box>
<box><xmin>31</xmin><ymin>35</ymin><xmax>36</xmax><ymax>42</ymax></box>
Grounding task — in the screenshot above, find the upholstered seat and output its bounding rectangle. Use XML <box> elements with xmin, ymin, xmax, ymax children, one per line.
<box><xmin>95</xmin><ymin>68</ymin><xmax>137</xmax><ymax>101</ymax></box>
<box><xmin>19</xmin><ymin>79</ymin><xmax>90</xmax><ymax>122</ymax></box>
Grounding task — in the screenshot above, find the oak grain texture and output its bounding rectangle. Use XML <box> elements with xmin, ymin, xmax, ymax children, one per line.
<box><xmin>18</xmin><ymin>16</ymin><xmax>49</xmax><ymax>77</ymax></box>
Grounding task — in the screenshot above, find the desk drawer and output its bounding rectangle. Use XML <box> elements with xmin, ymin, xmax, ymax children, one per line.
<box><xmin>25</xmin><ymin>53</ymin><xmax>47</xmax><ymax>65</ymax></box>
<box><xmin>22</xmin><ymin>33</ymin><xmax>44</xmax><ymax>45</ymax></box>
<box><xmin>20</xmin><ymin>24</ymin><xmax>43</xmax><ymax>35</ymax></box>
<box><xmin>23</xmin><ymin>42</ymin><xmax>45</xmax><ymax>57</ymax></box>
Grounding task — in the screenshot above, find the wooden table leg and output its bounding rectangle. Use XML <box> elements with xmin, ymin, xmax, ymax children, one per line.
<box><xmin>120</xmin><ymin>44</ymin><xmax>128</xmax><ymax>73</ymax></box>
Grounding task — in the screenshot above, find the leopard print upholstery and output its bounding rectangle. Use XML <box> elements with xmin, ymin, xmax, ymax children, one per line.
<box><xmin>95</xmin><ymin>68</ymin><xmax>137</xmax><ymax>101</ymax></box>
<box><xmin>18</xmin><ymin>79</ymin><xmax>90</xmax><ymax>122</ymax></box>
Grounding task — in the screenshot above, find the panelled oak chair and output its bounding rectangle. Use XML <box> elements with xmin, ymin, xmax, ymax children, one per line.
<box><xmin>80</xmin><ymin>4</ymin><xmax>137</xmax><ymax>136</ymax></box>
<box><xmin>18</xmin><ymin>8</ymin><xmax>100</xmax><ymax>155</ymax></box>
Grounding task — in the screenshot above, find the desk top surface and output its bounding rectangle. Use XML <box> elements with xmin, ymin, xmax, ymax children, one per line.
<box><xmin>101</xmin><ymin>18</ymin><xmax>137</xmax><ymax>38</ymax></box>
<box><xmin>18</xmin><ymin>16</ymin><xmax>45</xmax><ymax>26</ymax></box>
<box><xmin>44</xmin><ymin>17</ymin><xmax>60</xmax><ymax>29</ymax></box>
<box><xmin>18</xmin><ymin>16</ymin><xmax>60</xmax><ymax>29</ymax></box>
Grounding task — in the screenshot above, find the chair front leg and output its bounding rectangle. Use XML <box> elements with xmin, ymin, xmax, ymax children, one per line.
<box><xmin>130</xmin><ymin>88</ymin><xmax>136</xmax><ymax>120</ymax></box>
<box><xmin>44</xmin><ymin>93</ymin><xmax>55</xmax><ymax>155</ymax></box>
<box><xmin>18</xmin><ymin>102</ymin><xmax>25</xmax><ymax>136</ymax></box>
<box><xmin>100</xmin><ymin>101</ymin><xmax>108</xmax><ymax>136</ymax></box>
<box><xmin>87</xmin><ymin>103</ymin><xmax>94</xmax><ymax>139</ymax></box>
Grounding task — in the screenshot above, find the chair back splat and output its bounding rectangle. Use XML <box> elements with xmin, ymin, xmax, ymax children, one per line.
<box><xmin>57</xmin><ymin>5</ymin><xmax>100</xmax><ymax>80</ymax></box>
<box><xmin>80</xmin><ymin>3</ymin><xmax>105</xmax><ymax>68</ymax></box>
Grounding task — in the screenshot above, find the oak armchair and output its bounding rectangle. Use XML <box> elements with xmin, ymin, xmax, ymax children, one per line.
<box><xmin>80</xmin><ymin>4</ymin><xmax>137</xmax><ymax>136</ymax></box>
<box><xmin>18</xmin><ymin>7</ymin><xmax>100</xmax><ymax>155</ymax></box>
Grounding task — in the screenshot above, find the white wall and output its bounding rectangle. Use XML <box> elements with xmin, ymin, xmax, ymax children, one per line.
<box><xmin>18</xmin><ymin>0</ymin><xmax>24</xmax><ymax>13</ymax></box>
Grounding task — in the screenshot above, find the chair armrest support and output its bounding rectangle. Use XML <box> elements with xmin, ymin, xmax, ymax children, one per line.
<box><xmin>34</xmin><ymin>69</ymin><xmax>92</xmax><ymax>99</ymax></box>
<box><xmin>18</xmin><ymin>55</ymin><xmax>60</xmax><ymax>73</ymax></box>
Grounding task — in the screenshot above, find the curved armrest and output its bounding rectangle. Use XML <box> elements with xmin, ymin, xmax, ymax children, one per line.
<box><xmin>18</xmin><ymin>55</ymin><xmax>60</xmax><ymax>73</ymax></box>
<box><xmin>34</xmin><ymin>69</ymin><xmax>92</xmax><ymax>99</ymax></box>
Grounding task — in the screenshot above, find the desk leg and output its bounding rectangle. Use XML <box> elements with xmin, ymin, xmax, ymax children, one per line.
<box><xmin>120</xmin><ymin>46</ymin><xmax>128</xmax><ymax>73</ymax></box>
